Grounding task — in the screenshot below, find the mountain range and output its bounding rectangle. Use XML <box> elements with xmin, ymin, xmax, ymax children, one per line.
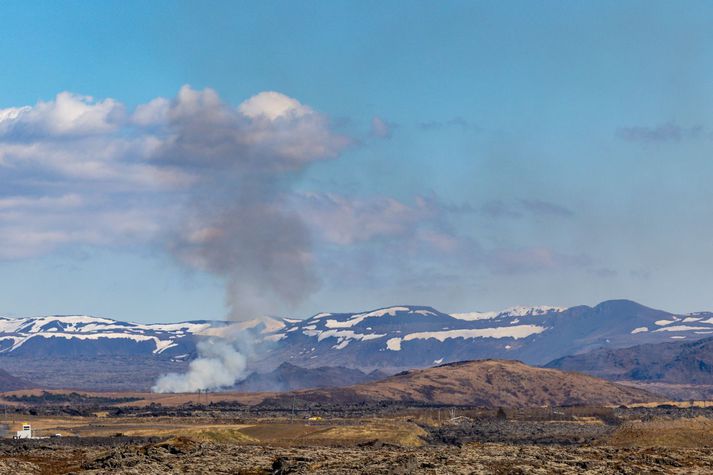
<box><xmin>262</xmin><ymin>300</ymin><xmax>713</xmax><ymax>370</ymax></box>
<box><xmin>2</xmin><ymin>299</ymin><xmax>713</xmax><ymax>390</ymax></box>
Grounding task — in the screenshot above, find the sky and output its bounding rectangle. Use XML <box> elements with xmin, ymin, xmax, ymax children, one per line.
<box><xmin>2</xmin><ymin>1</ymin><xmax>713</xmax><ymax>322</ymax></box>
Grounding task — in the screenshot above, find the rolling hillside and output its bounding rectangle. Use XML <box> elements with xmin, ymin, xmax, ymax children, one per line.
<box><xmin>267</xmin><ymin>359</ymin><xmax>659</xmax><ymax>407</ymax></box>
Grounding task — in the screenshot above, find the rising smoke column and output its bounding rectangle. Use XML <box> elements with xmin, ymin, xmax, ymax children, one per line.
<box><xmin>147</xmin><ymin>87</ymin><xmax>349</xmax><ymax>392</ymax></box>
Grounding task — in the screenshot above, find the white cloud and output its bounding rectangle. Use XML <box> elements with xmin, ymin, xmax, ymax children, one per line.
<box><xmin>0</xmin><ymin>106</ymin><xmax>31</xmax><ymax>123</ymax></box>
<box><xmin>238</xmin><ymin>91</ymin><xmax>312</xmax><ymax>120</ymax></box>
<box><xmin>150</xmin><ymin>86</ymin><xmax>350</xmax><ymax>173</ymax></box>
<box><xmin>0</xmin><ymin>86</ymin><xmax>350</xmax><ymax>266</ymax></box>
<box><xmin>0</xmin><ymin>85</ymin><xmax>349</xmax><ymax>188</ymax></box>
<box><xmin>132</xmin><ymin>97</ymin><xmax>170</xmax><ymax>127</ymax></box>
<box><xmin>0</xmin><ymin>92</ymin><xmax>124</xmax><ymax>138</ymax></box>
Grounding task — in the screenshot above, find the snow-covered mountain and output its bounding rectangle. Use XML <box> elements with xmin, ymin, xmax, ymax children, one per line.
<box><xmin>0</xmin><ymin>314</ymin><xmax>287</xmax><ymax>357</ymax></box>
<box><xmin>260</xmin><ymin>300</ymin><xmax>713</xmax><ymax>369</ymax></box>
<box><xmin>3</xmin><ymin>300</ymin><xmax>713</xmax><ymax>374</ymax></box>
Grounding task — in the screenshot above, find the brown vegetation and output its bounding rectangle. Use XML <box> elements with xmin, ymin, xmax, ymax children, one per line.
<box><xmin>280</xmin><ymin>360</ymin><xmax>659</xmax><ymax>407</ymax></box>
<box><xmin>607</xmin><ymin>416</ymin><xmax>713</xmax><ymax>448</ymax></box>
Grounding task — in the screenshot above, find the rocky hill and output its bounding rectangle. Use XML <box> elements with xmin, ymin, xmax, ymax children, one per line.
<box><xmin>269</xmin><ymin>360</ymin><xmax>659</xmax><ymax>407</ymax></box>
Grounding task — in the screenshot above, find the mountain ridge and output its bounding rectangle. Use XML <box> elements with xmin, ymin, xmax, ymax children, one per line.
<box><xmin>262</xmin><ymin>300</ymin><xmax>713</xmax><ymax>370</ymax></box>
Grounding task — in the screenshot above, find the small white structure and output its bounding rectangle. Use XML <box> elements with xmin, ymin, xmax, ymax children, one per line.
<box><xmin>15</xmin><ymin>423</ymin><xmax>33</xmax><ymax>439</ymax></box>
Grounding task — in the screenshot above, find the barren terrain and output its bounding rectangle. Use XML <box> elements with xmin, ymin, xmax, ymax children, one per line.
<box><xmin>0</xmin><ymin>361</ymin><xmax>708</xmax><ymax>474</ymax></box>
<box><xmin>0</xmin><ymin>398</ymin><xmax>710</xmax><ymax>473</ymax></box>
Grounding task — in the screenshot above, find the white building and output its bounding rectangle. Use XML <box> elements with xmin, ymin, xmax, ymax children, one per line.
<box><xmin>15</xmin><ymin>423</ymin><xmax>33</xmax><ymax>439</ymax></box>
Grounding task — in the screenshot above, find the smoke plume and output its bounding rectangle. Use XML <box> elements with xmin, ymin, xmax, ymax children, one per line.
<box><xmin>156</xmin><ymin>86</ymin><xmax>349</xmax><ymax>320</ymax></box>
<box><xmin>148</xmin><ymin>87</ymin><xmax>349</xmax><ymax>392</ymax></box>
<box><xmin>152</xmin><ymin>339</ymin><xmax>247</xmax><ymax>393</ymax></box>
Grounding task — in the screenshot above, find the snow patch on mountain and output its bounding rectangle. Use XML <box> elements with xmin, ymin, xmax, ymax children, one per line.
<box><xmin>309</xmin><ymin>329</ymin><xmax>386</xmax><ymax>343</ymax></box>
<box><xmin>450</xmin><ymin>306</ymin><xmax>566</xmax><ymax>321</ymax></box>
<box><xmin>403</xmin><ymin>324</ymin><xmax>546</xmax><ymax>342</ymax></box>
<box><xmin>449</xmin><ymin>311</ymin><xmax>500</xmax><ymax>321</ymax></box>
<box><xmin>386</xmin><ymin>337</ymin><xmax>402</xmax><ymax>351</ymax></box>
<box><xmin>385</xmin><ymin>324</ymin><xmax>546</xmax><ymax>351</ymax></box>
<box><xmin>654</xmin><ymin>325</ymin><xmax>710</xmax><ymax>333</ymax></box>
<box><xmin>655</xmin><ymin>319</ymin><xmax>677</xmax><ymax>326</ymax></box>
<box><xmin>332</xmin><ymin>340</ymin><xmax>350</xmax><ymax>350</ymax></box>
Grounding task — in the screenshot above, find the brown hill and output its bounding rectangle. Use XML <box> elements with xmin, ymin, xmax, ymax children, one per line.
<box><xmin>273</xmin><ymin>359</ymin><xmax>660</xmax><ymax>407</ymax></box>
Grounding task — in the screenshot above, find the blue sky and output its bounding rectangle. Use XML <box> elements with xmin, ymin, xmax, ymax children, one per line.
<box><xmin>2</xmin><ymin>1</ymin><xmax>713</xmax><ymax>321</ymax></box>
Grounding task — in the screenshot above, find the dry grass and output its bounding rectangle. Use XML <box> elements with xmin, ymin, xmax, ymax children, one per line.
<box><xmin>0</xmin><ymin>415</ymin><xmax>427</xmax><ymax>448</ymax></box>
<box><xmin>311</xmin><ymin>422</ymin><xmax>427</xmax><ymax>447</ymax></box>
<box><xmin>607</xmin><ymin>417</ymin><xmax>713</xmax><ymax>448</ymax></box>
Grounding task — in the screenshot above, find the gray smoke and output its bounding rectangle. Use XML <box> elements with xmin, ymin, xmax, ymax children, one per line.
<box><xmin>169</xmin><ymin>184</ymin><xmax>321</xmax><ymax>321</ymax></box>
<box><xmin>155</xmin><ymin>86</ymin><xmax>348</xmax><ymax>321</ymax></box>
<box><xmin>152</xmin><ymin>339</ymin><xmax>247</xmax><ymax>393</ymax></box>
